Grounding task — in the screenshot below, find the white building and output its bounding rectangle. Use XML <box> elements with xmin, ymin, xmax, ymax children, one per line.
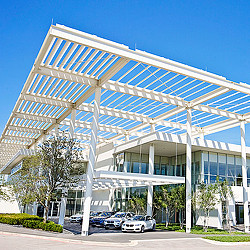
<box><xmin>0</xmin><ymin>24</ymin><xmax>249</xmax><ymax>235</ymax></box>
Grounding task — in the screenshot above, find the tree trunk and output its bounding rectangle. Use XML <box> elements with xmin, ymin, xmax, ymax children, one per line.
<box><xmin>43</xmin><ymin>198</ymin><xmax>50</xmax><ymax>223</ymax></box>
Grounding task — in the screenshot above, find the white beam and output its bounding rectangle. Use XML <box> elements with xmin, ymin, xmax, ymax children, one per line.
<box><xmin>14</xmin><ymin>112</ymin><xmax>56</xmax><ymax>123</ymax></box>
<box><xmin>79</xmin><ymin>103</ymin><xmax>151</xmax><ymax>123</ymax></box>
<box><xmin>62</xmin><ymin>119</ymin><xmax>125</xmax><ymax>134</ymax></box>
<box><xmin>21</xmin><ymin>94</ymin><xmax>71</xmax><ymax>108</ymax></box>
<box><xmin>103</xmin><ymin>80</ymin><xmax>186</xmax><ymax>107</ymax></box>
<box><xmin>98</xmin><ymin>58</ymin><xmax>129</xmax><ymax>84</ymax></box>
<box><xmin>36</xmin><ymin>65</ymin><xmax>97</xmax><ymax>86</ymax></box>
<box><xmin>192</xmin><ymin>104</ymin><xmax>243</xmax><ymax>120</ymax></box>
<box><xmin>8</xmin><ymin>125</ymin><xmax>43</xmax><ymax>134</ymax></box>
<box><xmin>52</xmin><ymin>25</ymin><xmax>250</xmax><ymax>95</ymax></box>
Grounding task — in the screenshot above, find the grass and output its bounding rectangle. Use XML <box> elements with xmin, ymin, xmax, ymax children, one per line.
<box><xmin>156</xmin><ymin>223</ymin><xmax>246</xmax><ymax>235</ymax></box>
<box><xmin>203</xmin><ymin>236</ymin><xmax>250</xmax><ymax>242</ymax></box>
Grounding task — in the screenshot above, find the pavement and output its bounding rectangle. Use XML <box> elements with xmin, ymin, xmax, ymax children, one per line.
<box><xmin>1</xmin><ymin>222</ymin><xmax>250</xmax><ymax>249</ymax></box>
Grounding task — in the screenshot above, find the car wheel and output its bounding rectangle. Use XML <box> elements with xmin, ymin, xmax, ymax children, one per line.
<box><xmin>141</xmin><ymin>225</ymin><xmax>145</xmax><ymax>233</ymax></box>
<box><xmin>105</xmin><ymin>226</ymin><xmax>109</xmax><ymax>230</ymax></box>
<box><xmin>152</xmin><ymin>224</ymin><xmax>156</xmax><ymax>231</ymax></box>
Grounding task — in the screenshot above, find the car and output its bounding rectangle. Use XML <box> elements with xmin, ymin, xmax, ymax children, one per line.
<box><xmin>69</xmin><ymin>212</ymin><xmax>84</xmax><ymax>223</ymax></box>
<box><xmin>90</xmin><ymin>211</ymin><xmax>115</xmax><ymax>227</ymax></box>
<box><xmin>122</xmin><ymin>215</ymin><xmax>156</xmax><ymax>233</ymax></box>
<box><xmin>104</xmin><ymin>212</ymin><xmax>134</xmax><ymax>229</ymax></box>
<box><xmin>79</xmin><ymin>211</ymin><xmax>102</xmax><ymax>225</ymax></box>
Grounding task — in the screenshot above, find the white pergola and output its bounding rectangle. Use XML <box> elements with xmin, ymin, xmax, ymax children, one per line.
<box><xmin>0</xmin><ymin>24</ymin><xmax>249</xmax><ymax>235</ymax></box>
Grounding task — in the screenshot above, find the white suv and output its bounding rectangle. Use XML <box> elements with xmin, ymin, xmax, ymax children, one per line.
<box><xmin>122</xmin><ymin>215</ymin><xmax>156</xmax><ymax>233</ymax></box>
<box><xmin>104</xmin><ymin>212</ymin><xmax>134</xmax><ymax>229</ymax></box>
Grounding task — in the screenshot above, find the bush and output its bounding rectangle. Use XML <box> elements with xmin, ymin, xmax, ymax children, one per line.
<box><xmin>0</xmin><ymin>213</ymin><xmax>62</xmax><ymax>233</ymax></box>
<box><xmin>0</xmin><ymin>213</ymin><xmax>42</xmax><ymax>225</ymax></box>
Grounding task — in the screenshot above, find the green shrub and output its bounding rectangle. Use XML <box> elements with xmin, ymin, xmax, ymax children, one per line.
<box><xmin>0</xmin><ymin>213</ymin><xmax>42</xmax><ymax>225</ymax></box>
<box><xmin>0</xmin><ymin>213</ymin><xmax>62</xmax><ymax>233</ymax></box>
<box><xmin>204</xmin><ymin>236</ymin><xmax>250</xmax><ymax>242</ymax></box>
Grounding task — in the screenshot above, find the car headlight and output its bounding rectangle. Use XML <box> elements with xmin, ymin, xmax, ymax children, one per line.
<box><xmin>135</xmin><ymin>224</ymin><xmax>140</xmax><ymax>226</ymax></box>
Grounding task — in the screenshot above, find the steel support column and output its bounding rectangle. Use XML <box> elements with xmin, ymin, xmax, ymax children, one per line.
<box><xmin>147</xmin><ymin>124</ymin><xmax>155</xmax><ymax>216</ymax></box>
<box><xmin>186</xmin><ymin>108</ymin><xmax>192</xmax><ymax>233</ymax></box>
<box><xmin>81</xmin><ymin>86</ymin><xmax>101</xmax><ymax>236</ymax></box>
<box><xmin>58</xmin><ymin>188</ymin><xmax>67</xmax><ymax>226</ymax></box>
<box><xmin>241</xmin><ymin>120</ymin><xmax>249</xmax><ymax>233</ymax></box>
<box><xmin>69</xmin><ymin>109</ymin><xmax>76</xmax><ymax>139</ymax></box>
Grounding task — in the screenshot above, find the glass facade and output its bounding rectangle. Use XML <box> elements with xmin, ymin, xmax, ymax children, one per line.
<box><xmin>115</xmin><ymin>151</ymin><xmax>201</xmax><ymax>185</ymax></box>
<box><xmin>202</xmin><ymin>151</ymin><xmax>250</xmax><ymax>186</ymax></box>
<box><xmin>115</xmin><ymin>151</ymin><xmax>250</xmax><ymax>187</ymax></box>
<box><xmin>65</xmin><ymin>190</ymin><xmax>84</xmax><ymax>216</ymax></box>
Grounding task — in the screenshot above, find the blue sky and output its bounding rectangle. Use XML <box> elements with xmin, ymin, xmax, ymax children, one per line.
<box><xmin>0</xmin><ymin>0</ymin><xmax>249</xmax><ymax>145</ymax></box>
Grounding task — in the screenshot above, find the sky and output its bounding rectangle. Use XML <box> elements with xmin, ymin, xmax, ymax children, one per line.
<box><xmin>0</xmin><ymin>0</ymin><xmax>249</xmax><ymax>146</ymax></box>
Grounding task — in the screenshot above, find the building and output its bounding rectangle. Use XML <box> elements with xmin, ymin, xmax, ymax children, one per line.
<box><xmin>0</xmin><ymin>24</ymin><xmax>249</xmax><ymax>235</ymax></box>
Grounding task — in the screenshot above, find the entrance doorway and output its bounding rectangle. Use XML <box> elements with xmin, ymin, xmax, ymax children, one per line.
<box><xmin>235</xmin><ymin>205</ymin><xmax>244</xmax><ymax>224</ymax></box>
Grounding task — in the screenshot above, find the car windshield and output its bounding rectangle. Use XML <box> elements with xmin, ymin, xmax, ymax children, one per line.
<box><xmin>113</xmin><ymin>213</ymin><xmax>126</xmax><ymax>218</ymax></box>
<box><xmin>131</xmin><ymin>215</ymin><xmax>144</xmax><ymax>221</ymax></box>
<box><xmin>99</xmin><ymin>212</ymin><xmax>112</xmax><ymax>217</ymax></box>
<box><xmin>90</xmin><ymin>212</ymin><xmax>99</xmax><ymax>216</ymax></box>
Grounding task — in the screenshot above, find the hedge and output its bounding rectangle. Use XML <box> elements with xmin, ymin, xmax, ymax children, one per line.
<box><xmin>0</xmin><ymin>213</ymin><xmax>63</xmax><ymax>233</ymax></box>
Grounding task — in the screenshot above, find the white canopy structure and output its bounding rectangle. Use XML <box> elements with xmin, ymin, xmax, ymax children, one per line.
<box><xmin>0</xmin><ymin>24</ymin><xmax>249</xmax><ymax>235</ymax></box>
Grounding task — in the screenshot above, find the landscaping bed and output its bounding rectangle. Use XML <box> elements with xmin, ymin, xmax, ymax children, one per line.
<box><xmin>203</xmin><ymin>236</ymin><xmax>250</xmax><ymax>242</ymax></box>
<box><xmin>156</xmin><ymin>223</ymin><xmax>246</xmax><ymax>235</ymax></box>
<box><xmin>0</xmin><ymin>213</ymin><xmax>62</xmax><ymax>233</ymax></box>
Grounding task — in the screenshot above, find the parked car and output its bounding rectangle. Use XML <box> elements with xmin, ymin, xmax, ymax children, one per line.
<box><xmin>104</xmin><ymin>212</ymin><xmax>134</xmax><ymax>229</ymax></box>
<box><xmin>79</xmin><ymin>211</ymin><xmax>102</xmax><ymax>225</ymax></box>
<box><xmin>122</xmin><ymin>215</ymin><xmax>156</xmax><ymax>233</ymax></box>
<box><xmin>90</xmin><ymin>211</ymin><xmax>115</xmax><ymax>227</ymax></box>
<box><xmin>69</xmin><ymin>212</ymin><xmax>84</xmax><ymax>223</ymax></box>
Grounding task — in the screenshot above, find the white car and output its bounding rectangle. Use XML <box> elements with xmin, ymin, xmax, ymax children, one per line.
<box><xmin>69</xmin><ymin>213</ymin><xmax>83</xmax><ymax>223</ymax></box>
<box><xmin>122</xmin><ymin>215</ymin><xmax>156</xmax><ymax>233</ymax></box>
<box><xmin>104</xmin><ymin>212</ymin><xmax>134</xmax><ymax>229</ymax></box>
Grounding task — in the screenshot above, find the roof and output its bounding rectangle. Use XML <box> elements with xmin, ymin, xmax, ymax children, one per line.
<box><xmin>0</xmin><ymin>24</ymin><xmax>249</xmax><ymax>168</ymax></box>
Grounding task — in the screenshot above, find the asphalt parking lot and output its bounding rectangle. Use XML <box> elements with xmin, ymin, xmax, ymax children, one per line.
<box><xmin>62</xmin><ymin>218</ymin><xmax>120</xmax><ymax>235</ymax></box>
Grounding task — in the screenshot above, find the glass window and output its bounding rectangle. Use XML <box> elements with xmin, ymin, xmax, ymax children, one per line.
<box><xmin>204</xmin><ymin>161</ymin><xmax>209</xmax><ymax>175</ymax></box>
<box><xmin>76</xmin><ymin>191</ymin><xmax>83</xmax><ymax>199</ymax></box>
<box><xmin>176</xmin><ymin>165</ymin><xmax>181</xmax><ymax>176</ymax></box>
<box><xmin>210</xmin><ymin>153</ymin><xmax>218</xmax><ymax>177</ymax></box>
<box><xmin>154</xmin><ymin>164</ymin><xmax>160</xmax><ymax>175</ymax></box>
<box><xmin>227</xmin><ymin>155</ymin><xmax>235</xmax><ymax>177</ymax></box>
<box><xmin>68</xmin><ymin>190</ymin><xmax>76</xmax><ymax>199</ymax></box>
<box><xmin>167</xmin><ymin>165</ymin><xmax>174</xmax><ymax>176</ymax></box>
<box><xmin>124</xmin><ymin>152</ymin><xmax>131</xmax><ymax>172</ymax></box>
<box><xmin>132</xmin><ymin>162</ymin><xmax>139</xmax><ymax>173</ymax></box>
<box><xmin>218</xmin><ymin>154</ymin><xmax>226</xmax><ymax>177</ymax></box>
<box><xmin>203</xmin><ymin>152</ymin><xmax>208</xmax><ymax>161</ymax></box>
<box><xmin>235</xmin><ymin>157</ymin><xmax>242</xmax><ymax>186</ymax></box>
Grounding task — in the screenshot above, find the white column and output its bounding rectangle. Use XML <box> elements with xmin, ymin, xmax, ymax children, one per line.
<box><xmin>69</xmin><ymin>109</ymin><xmax>76</xmax><ymax>139</ymax></box>
<box><xmin>125</xmin><ymin>133</ymin><xmax>130</xmax><ymax>142</ymax></box>
<box><xmin>32</xmin><ymin>202</ymin><xmax>37</xmax><ymax>216</ymax></box>
<box><xmin>51</xmin><ymin>202</ymin><xmax>54</xmax><ymax>217</ymax></box>
<box><xmin>186</xmin><ymin>108</ymin><xmax>192</xmax><ymax>233</ymax></box>
<box><xmin>147</xmin><ymin>123</ymin><xmax>155</xmax><ymax>216</ymax></box>
<box><xmin>81</xmin><ymin>86</ymin><xmax>101</xmax><ymax>236</ymax></box>
<box><xmin>58</xmin><ymin>188</ymin><xmax>67</xmax><ymax>226</ymax></box>
<box><xmin>241</xmin><ymin>120</ymin><xmax>249</xmax><ymax>233</ymax></box>
<box><xmin>54</xmin><ymin>124</ymin><xmax>59</xmax><ymax>138</ymax></box>
<box><xmin>147</xmin><ymin>143</ymin><xmax>154</xmax><ymax>216</ymax></box>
